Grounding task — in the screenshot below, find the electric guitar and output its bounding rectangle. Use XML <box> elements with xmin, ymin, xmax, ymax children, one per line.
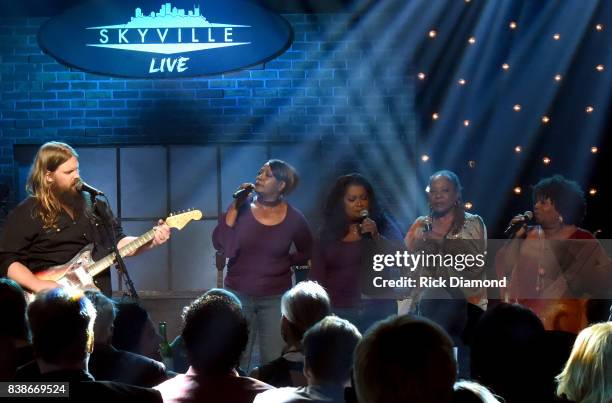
<box><xmin>27</xmin><ymin>209</ymin><xmax>203</xmax><ymax>300</ymax></box>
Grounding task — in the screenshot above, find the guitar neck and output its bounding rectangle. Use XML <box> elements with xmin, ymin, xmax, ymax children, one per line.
<box><xmin>88</xmin><ymin>229</ymin><xmax>156</xmax><ymax>277</ymax></box>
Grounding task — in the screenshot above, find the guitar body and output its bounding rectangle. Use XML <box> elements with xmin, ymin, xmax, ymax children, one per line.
<box><xmin>35</xmin><ymin>244</ymin><xmax>97</xmax><ymax>286</ymax></box>
<box><xmin>26</xmin><ymin>244</ymin><xmax>99</xmax><ymax>302</ymax></box>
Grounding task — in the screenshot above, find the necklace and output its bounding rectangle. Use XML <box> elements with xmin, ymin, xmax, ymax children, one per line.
<box><xmin>256</xmin><ymin>197</ymin><xmax>283</xmax><ymax>207</ymax></box>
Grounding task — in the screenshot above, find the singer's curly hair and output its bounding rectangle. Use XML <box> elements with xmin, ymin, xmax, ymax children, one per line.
<box><xmin>532</xmin><ymin>175</ymin><xmax>585</xmax><ymax>225</ymax></box>
<box><xmin>319</xmin><ymin>173</ymin><xmax>390</xmax><ymax>242</ymax></box>
<box><xmin>26</xmin><ymin>142</ymin><xmax>78</xmax><ymax>229</ymax></box>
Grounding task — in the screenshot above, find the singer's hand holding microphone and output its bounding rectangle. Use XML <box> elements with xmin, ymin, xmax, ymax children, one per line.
<box><xmin>505</xmin><ymin>211</ymin><xmax>533</xmax><ymax>238</ymax></box>
<box><xmin>359</xmin><ymin>210</ymin><xmax>379</xmax><ymax>240</ymax></box>
<box><xmin>232</xmin><ymin>183</ymin><xmax>254</xmax><ymax>208</ymax></box>
<box><xmin>419</xmin><ymin>216</ymin><xmax>433</xmax><ymax>240</ymax></box>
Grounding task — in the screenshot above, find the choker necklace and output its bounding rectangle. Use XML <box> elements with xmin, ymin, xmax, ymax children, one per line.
<box><xmin>257</xmin><ymin>197</ymin><xmax>283</xmax><ymax>207</ymax></box>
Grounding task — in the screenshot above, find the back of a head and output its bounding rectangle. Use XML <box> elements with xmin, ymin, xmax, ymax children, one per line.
<box><xmin>182</xmin><ymin>293</ymin><xmax>248</xmax><ymax>375</ymax></box>
<box><xmin>453</xmin><ymin>381</ymin><xmax>501</xmax><ymax>403</ymax></box>
<box><xmin>0</xmin><ymin>279</ymin><xmax>29</xmax><ymax>341</ymax></box>
<box><xmin>84</xmin><ymin>290</ymin><xmax>116</xmax><ymax>345</ymax></box>
<box><xmin>556</xmin><ymin>322</ymin><xmax>612</xmax><ymax>403</ymax></box>
<box><xmin>281</xmin><ymin>281</ymin><xmax>331</xmax><ymax>341</ymax></box>
<box><xmin>302</xmin><ymin>315</ymin><xmax>361</xmax><ymax>385</ymax></box>
<box><xmin>354</xmin><ymin>315</ymin><xmax>456</xmax><ymax>403</ymax></box>
<box><xmin>471</xmin><ymin>303</ymin><xmax>546</xmax><ymax>401</ymax></box>
<box><xmin>203</xmin><ymin>288</ymin><xmax>242</xmax><ymax>307</ymax></box>
<box><xmin>112</xmin><ymin>301</ymin><xmax>149</xmax><ymax>353</ymax></box>
<box><xmin>27</xmin><ymin>288</ymin><xmax>96</xmax><ymax>365</ymax></box>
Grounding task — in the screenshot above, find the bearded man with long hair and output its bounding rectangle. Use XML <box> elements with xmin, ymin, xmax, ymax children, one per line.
<box><xmin>0</xmin><ymin>142</ymin><xmax>170</xmax><ymax>294</ymax></box>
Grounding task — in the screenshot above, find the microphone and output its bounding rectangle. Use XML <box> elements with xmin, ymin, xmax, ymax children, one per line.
<box><xmin>359</xmin><ymin>209</ymin><xmax>369</xmax><ymax>222</ymax></box>
<box><xmin>504</xmin><ymin>211</ymin><xmax>533</xmax><ymax>237</ymax></box>
<box><xmin>76</xmin><ymin>180</ymin><xmax>104</xmax><ymax>196</ymax></box>
<box><xmin>359</xmin><ymin>210</ymin><xmax>372</xmax><ymax>239</ymax></box>
<box><xmin>233</xmin><ymin>184</ymin><xmax>254</xmax><ymax>199</ymax></box>
<box><xmin>423</xmin><ymin>216</ymin><xmax>432</xmax><ymax>233</ymax></box>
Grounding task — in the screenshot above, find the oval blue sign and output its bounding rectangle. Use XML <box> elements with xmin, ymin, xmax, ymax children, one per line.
<box><xmin>38</xmin><ymin>1</ymin><xmax>294</xmax><ymax>78</ymax></box>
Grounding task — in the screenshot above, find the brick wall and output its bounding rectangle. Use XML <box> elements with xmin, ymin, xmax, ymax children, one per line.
<box><xmin>0</xmin><ymin>14</ymin><xmax>416</xmax><ymax>200</ymax></box>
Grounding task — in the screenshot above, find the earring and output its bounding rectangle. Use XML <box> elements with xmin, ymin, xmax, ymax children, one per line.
<box><xmin>558</xmin><ymin>215</ymin><xmax>564</xmax><ymax>224</ymax></box>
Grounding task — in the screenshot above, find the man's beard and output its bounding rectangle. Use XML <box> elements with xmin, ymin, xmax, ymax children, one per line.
<box><xmin>54</xmin><ymin>182</ymin><xmax>86</xmax><ymax>215</ymax></box>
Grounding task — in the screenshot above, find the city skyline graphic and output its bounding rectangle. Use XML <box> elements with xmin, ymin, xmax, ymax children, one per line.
<box><xmin>86</xmin><ymin>2</ymin><xmax>251</xmax><ymax>55</ymax></box>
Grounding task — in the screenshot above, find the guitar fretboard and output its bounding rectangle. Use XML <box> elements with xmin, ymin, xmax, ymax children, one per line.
<box><xmin>87</xmin><ymin>228</ymin><xmax>156</xmax><ymax>277</ymax></box>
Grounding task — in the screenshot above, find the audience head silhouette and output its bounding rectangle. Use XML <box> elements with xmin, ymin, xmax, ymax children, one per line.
<box><xmin>471</xmin><ymin>303</ymin><xmax>548</xmax><ymax>403</ymax></box>
<box><xmin>28</xmin><ymin>288</ymin><xmax>96</xmax><ymax>367</ymax></box>
<box><xmin>112</xmin><ymin>301</ymin><xmax>160</xmax><ymax>359</ymax></box>
<box><xmin>281</xmin><ymin>281</ymin><xmax>331</xmax><ymax>346</ymax></box>
<box><xmin>354</xmin><ymin>315</ymin><xmax>456</xmax><ymax>403</ymax></box>
<box><xmin>84</xmin><ymin>290</ymin><xmax>116</xmax><ymax>345</ymax></box>
<box><xmin>0</xmin><ymin>278</ymin><xmax>29</xmax><ymax>342</ymax></box>
<box><xmin>181</xmin><ymin>291</ymin><xmax>248</xmax><ymax>375</ymax></box>
<box><xmin>302</xmin><ymin>315</ymin><xmax>361</xmax><ymax>385</ymax></box>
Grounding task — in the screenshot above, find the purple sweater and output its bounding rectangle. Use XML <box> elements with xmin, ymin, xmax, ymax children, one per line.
<box><xmin>212</xmin><ymin>203</ymin><xmax>313</xmax><ymax>297</ymax></box>
<box><xmin>310</xmin><ymin>240</ymin><xmax>363</xmax><ymax>308</ymax></box>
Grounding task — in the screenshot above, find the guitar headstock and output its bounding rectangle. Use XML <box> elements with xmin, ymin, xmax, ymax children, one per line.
<box><xmin>166</xmin><ymin>209</ymin><xmax>203</xmax><ymax>230</ymax></box>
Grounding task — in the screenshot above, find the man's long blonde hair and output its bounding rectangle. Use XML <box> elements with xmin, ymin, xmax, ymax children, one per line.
<box><xmin>26</xmin><ymin>142</ymin><xmax>78</xmax><ymax>229</ymax></box>
<box><xmin>556</xmin><ymin>322</ymin><xmax>612</xmax><ymax>403</ymax></box>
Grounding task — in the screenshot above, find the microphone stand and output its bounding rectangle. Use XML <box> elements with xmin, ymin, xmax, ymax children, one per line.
<box><xmin>92</xmin><ymin>194</ymin><xmax>139</xmax><ymax>301</ymax></box>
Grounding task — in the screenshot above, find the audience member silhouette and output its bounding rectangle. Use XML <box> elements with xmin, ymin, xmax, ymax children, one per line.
<box><xmin>154</xmin><ymin>291</ymin><xmax>272</xmax><ymax>403</ymax></box>
<box><xmin>251</xmin><ymin>280</ymin><xmax>331</xmax><ymax>387</ymax></box>
<box><xmin>14</xmin><ymin>288</ymin><xmax>162</xmax><ymax>402</ymax></box>
<box><xmin>112</xmin><ymin>301</ymin><xmax>162</xmax><ymax>361</ymax></box>
<box><xmin>452</xmin><ymin>380</ymin><xmax>502</xmax><ymax>403</ymax></box>
<box><xmin>0</xmin><ymin>278</ymin><xmax>32</xmax><ymax>379</ymax></box>
<box><xmin>353</xmin><ymin>315</ymin><xmax>456</xmax><ymax>403</ymax></box>
<box><xmin>255</xmin><ymin>315</ymin><xmax>361</xmax><ymax>403</ymax></box>
<box><xmin>470</xmin><ymin>303</ymin><xmax>552</xmax><ymax>403</ymax></box>
<box><xmin>170</xmin><ymin>288</ymin><xmax>243</xmax><ymax>374</ymax></box>
<box><xmin>85</xmin><ymin>290</ymin><xmax>168</xmax><ymax>387</ymax></box>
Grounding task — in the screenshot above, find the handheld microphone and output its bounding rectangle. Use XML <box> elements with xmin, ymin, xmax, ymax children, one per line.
<box><xmin>504</xmin><ymin>211</ymin><xmax>533</xmax><ymax>237</ymax></box>
<box><xmin>359</xmin><ymin>210</ymin><xmax>372</xmax><ymax>239</ymax></box>
<box><xmin>359</xmin><ymin>209</ymin><xmax>369</xmax><ymax>221</ymax></box>
<box><xmin>232</xmin><ymin>184</ymin><xmax>254</xmax><ymax>199</ymax></box>
<box><xmin>76</xmin><ymin>180</ymin><xmax>104</xmax><ymax>196</ymax></box>
<box><xmin>423</xmin><ymin>216</ymin><xmax>432</xmax><ymax>233</ymax></box>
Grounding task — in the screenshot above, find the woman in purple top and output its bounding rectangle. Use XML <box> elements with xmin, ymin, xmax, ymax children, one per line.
<box><xmin>212</xmin><ymin>159</ymin><xmax>313</xmax><ymax>371</ymax></box>
<box><xmin>310</xmin><ymin>173</ymin><xmax>402</xmax><ymax>332</ymax></box>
